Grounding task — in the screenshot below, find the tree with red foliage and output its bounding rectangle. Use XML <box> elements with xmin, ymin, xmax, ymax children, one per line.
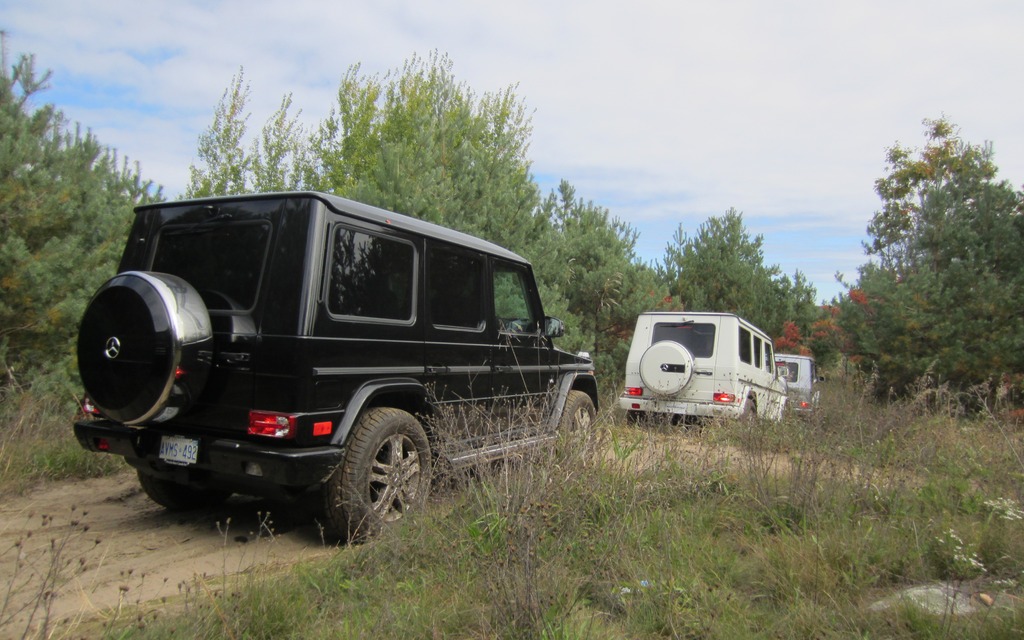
<box><xmin>841</xmin><ymin>118</ymin><xmax>1024</xmax><ymax>397</ymax></box>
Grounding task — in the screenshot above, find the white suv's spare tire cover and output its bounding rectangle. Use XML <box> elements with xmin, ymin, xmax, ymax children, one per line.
<box><xmin>77</xmin><ymin>271</ymin><xmax>213</xmax><ymax>425</ymax></box>
<box><xmin>639</xmin><ymin>340</ymin><xmax>695</xmax><ymax>396</ymax></box>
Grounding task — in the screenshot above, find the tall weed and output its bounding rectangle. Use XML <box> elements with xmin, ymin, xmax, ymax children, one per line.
<box><xmin>0</xmin><ymin>387</ymin><xmax>122</xmax><ymax>495</ymax></box>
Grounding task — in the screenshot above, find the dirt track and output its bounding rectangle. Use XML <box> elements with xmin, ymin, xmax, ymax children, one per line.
<box><xmin>1</xmin><ymin>470</ymin><xmax>335</xmax><ymax>637</ymax></box>
<box><xmin>0</xmin><ymin>432</ymin><xmax>748</xmax><ymax>637</ymax></box>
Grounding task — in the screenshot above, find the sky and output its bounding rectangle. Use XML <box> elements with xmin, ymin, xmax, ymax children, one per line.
<box><xmin>4</xmin><ymin>0</ymin><xmax>1024</xmax><ymax>304</ymax></box>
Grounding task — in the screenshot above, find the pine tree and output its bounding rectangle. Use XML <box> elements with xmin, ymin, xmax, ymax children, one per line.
<box><xmin>537</xmin><ymin>181</ymin><xmax>667</xmax><ymax>375</ymax></box>
<box><xmin>1</xmin><ymin>53</ymin><xmax>160</xmax><ymax>390</ymax></box>
<box><xmin>657</xmin><ymin>209</ymin><xmax>819</xmax><ymax>339</ymax></box>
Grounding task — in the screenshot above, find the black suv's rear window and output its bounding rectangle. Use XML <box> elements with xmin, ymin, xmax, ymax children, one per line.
<box><xmin>151</xmin><ymin>222</ymin><xmax>271</xmax><ymax>311</ymax></box>
<box><xmin>653</xmin><ymin>322</ymin><xmax>716</xmax><ymax>359</ymax></box>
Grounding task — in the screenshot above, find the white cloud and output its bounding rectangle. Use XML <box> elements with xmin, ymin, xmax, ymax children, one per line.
<box><xmin>4</xmin><ymin>0</ymin><xmax>1024</xmax><ymax>305</ymax></box>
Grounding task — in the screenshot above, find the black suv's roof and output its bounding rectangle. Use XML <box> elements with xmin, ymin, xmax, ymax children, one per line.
<box><xmin>139</xmin><ymin>191</ymin><xmax>529</xmax><ymax>264</ymax></box>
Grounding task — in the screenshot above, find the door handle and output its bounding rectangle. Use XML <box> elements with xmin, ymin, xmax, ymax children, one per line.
<box><xmin>218</xmin><ymin>352</ymin><xmax>251</xmax><ymax>365</ymax></box>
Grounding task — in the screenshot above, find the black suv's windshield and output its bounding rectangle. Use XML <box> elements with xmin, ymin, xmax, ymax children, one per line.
<box><xmin>151</xmin><ymin>221</ymin><xmax>271</xmax><ymax>311</ymax></box>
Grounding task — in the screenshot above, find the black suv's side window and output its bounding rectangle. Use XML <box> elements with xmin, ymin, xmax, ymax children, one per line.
<box><xmin>493</xmin><ymin>263</ymin><xmax>538</xmax><ymax>333</ymax></box>
<box><xmin>328</xmin><ymin>226</ymin><xmax>414</xmax><ymax>321</ymax></box>
<box><xmin>427</xmin><ymin>245</ymin><xmax>484</xmax><ymax>330</ymax></box>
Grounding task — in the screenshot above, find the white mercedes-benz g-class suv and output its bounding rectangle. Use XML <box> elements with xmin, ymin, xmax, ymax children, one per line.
<box><xmin>619</xmin><ymin>312</ymin><xmax>786</xmax><ymax>424</ymax></box>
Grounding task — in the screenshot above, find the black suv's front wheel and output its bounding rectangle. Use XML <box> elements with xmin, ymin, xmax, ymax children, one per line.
<box><xmin>321</xmin><ymin>408</ymin><xmax>432</xmax><ymax>541</ymax></box>
<box><xmin>559</xmin><ymin>390</ymin><xmax>596</xmax><ymax>432</ymax></box>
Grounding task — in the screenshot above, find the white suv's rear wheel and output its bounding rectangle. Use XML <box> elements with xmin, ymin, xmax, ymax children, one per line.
<box><xmin>639</xmin><ymin>341</ymin><xmax>695</xmax><ymax>396</ymax></box>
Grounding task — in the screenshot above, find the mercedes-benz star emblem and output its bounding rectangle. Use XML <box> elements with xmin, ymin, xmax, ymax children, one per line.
<box><xmin>104</xmin><ymin>337</ymin><xmax>122</xmax><ymax>360</ymax></box>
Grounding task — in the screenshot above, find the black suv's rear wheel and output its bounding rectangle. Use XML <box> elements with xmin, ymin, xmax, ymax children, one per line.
<box><xmin>321</xmin><ymin>408</ymin><xmax>432</xmax><ymax>540</ymax></box>
<box><xmin>77</xmin><ymin>272</ymin><xmax>212</xmax><ymax>424</ymax></box>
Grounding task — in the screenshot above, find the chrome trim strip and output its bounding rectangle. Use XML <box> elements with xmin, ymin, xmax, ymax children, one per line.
<box><xmin>314</xmin><ymin>366</ymin><xmax>427</xmax><ymax>376</ymax></box>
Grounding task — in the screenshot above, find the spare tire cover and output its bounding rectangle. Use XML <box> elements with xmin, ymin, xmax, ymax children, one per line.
<box><xmin>639</xmin><ymin>341</ymin><xmax>695</xmax><ymax>396</ymax></box>
<box><xmin>77</xmin><ymin>272</ymin><xmax>212</xmax><ymax>424</ymax></box>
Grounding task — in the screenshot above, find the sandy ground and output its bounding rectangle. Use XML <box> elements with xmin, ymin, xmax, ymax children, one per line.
<box><xmin>0</xmin><ymin>431</ymin><xmax>766</xmax><ymax>638</ymax></box>
<box><xmin>0</xmin><ymin>470</ymin><xmax>335</xmax><ymax>638</ymax></box>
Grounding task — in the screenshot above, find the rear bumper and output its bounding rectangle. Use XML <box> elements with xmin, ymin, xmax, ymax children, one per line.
<box><xmin>618</xmin><ymin>396</ymin><xmax>742</xmax><ymax>419</ymax></box>
<box><xmin>74</xmin><ymin>419</ymin><xmax>344</xmax><ymax>499</ymax></box>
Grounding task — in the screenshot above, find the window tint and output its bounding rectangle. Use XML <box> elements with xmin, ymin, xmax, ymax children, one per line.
<box><xmin>754</xmin><ymin>336</ymin><xmax>763</xmax><ymax>369</ymax></box>
<box><xmin>764</xmin><ymin>342</ymin><xmax>774</xmax><ymax>373</ymax></box>
<box><xmin>328</xmin><ymin>227</ymin><xmax>414</xmax><ymax>321</ymax></box>
<box><xmin>428</xmin><ymin>246</ymin><xmax>484</xmax><ymax>329</ymax></box>
<box><xmin>739</xmin><ymin>327</ymin><xmax>752</xmax><ymax>364</ymax></box>
<box><xmin>653</xmin><ymin>322</ymin><xmax>716</xmax><ymax>358</ymax></box>
<box><xmin>494</xmin><ymin>264</ymin><xmax>537</xmax><ymax>333</ymax></box>
<box><xmin>152</xmin><ymin>222</ymin><xmax>270</xmax><ymax>311</ymax></box>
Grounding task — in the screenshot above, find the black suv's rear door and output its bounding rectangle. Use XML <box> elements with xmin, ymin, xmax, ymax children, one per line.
<box><xmin>145</xmin><ymin>204</ymin><xmax>277</xmax><ymax>433</ymax></box>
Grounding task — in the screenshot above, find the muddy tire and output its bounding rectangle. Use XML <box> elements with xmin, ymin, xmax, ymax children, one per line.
<box><xmin>136</xmin><ymin>470</ymin><xmax>231</xmax><ymax>510</ymax></box>
<box><xmin>77</xmin><ymin>271</ymin><xmax>212</xmax><ymax>424</ymax></box>
<box><xmin>558</xmin><ymin>390</ymin><xmax>596</xmax><ymax>432</ymax></box>
<box><xmin>741</xmin><ymin>396</ymin><xmax>758</xmax><ymax>423</ymax></box>
<box><xmin>321</xmin><ymin>408</ymin><xmax>431</xmax><ymax>541</ymax></box>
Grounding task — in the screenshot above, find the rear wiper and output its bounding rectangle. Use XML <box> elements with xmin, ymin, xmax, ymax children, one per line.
<box><xmin>166</xmin><ymin>207</ymin><xmax>235</xmax><ymax>235</ymax></box>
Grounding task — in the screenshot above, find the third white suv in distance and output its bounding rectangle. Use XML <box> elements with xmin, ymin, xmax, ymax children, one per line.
<box><xmin>775</xmin><ymin>353</ymin><xmax>821</xmax><ymax>414</ymax></box>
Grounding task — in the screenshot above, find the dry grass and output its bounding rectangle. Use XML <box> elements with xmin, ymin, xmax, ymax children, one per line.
<box><xmin>5</xmin><ymin>373</ymin><xmax>1024</xmax><ymax>638</ymax></box>
<box><xmin>0</xmin><ymin>387</ymin><xmax>123</xmax><ymax>496</ymax></box>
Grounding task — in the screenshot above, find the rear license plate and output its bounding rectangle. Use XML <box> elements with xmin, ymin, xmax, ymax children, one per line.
<box><xmin>159</xmin><ymin>435</ymin><xmax>199</xmax><ymax>466</ymax></box>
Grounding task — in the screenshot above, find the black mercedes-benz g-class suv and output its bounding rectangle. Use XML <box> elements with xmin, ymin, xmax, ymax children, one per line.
<box><xmin>74</xmin><ymin>192</ymin><xmax>597</xmax><ymax>538</ymax></box>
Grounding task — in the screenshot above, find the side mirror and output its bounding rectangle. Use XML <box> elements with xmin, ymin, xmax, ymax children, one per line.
<box><xmin>543</xmin><ymin>316</ymin><xmax>565</xmax><ymax>338</ymax></box>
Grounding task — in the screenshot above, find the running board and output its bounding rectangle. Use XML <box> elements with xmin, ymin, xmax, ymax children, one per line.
<box><xmin>446</xmin><ymin>433</ymin><xmax>557</xmax><ymax>468</ymax></box>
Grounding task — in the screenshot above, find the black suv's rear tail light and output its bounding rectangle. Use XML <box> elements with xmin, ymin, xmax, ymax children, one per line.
<box><xmin>248</xmin><ymin>411</ymin><xmax>297</xmax><ymax>439</ymax></box>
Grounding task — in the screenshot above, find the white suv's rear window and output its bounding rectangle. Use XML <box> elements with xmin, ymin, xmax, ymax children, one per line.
<box><xmin>653</xmin><ymin>322</ymin><xmax>716</xmax><ymax>358</ymax></box>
